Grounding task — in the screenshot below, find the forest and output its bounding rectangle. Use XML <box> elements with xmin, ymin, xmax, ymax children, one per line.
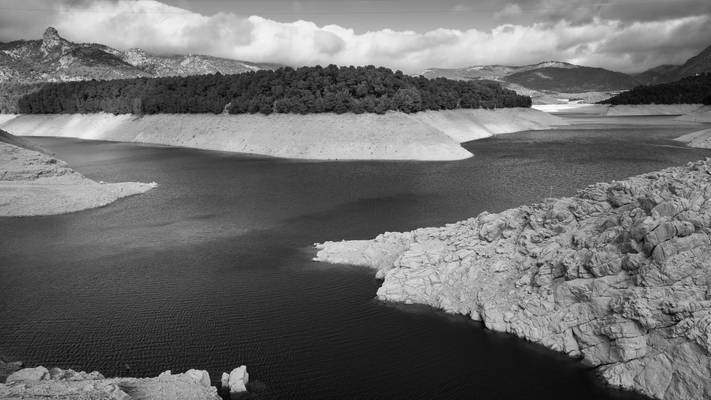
<box><xmin>14</xmin><ymin>65</ymin><xmax>532</xmax><ymax>115</ymax></box>
<box><xmin>602</xmin><ymin>73</ymin><xmax>711</xmax><ymax>105</ymax></box>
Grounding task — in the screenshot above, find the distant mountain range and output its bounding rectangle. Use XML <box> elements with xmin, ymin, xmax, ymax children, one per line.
<box><xmin>0</xmin><ymin>27</ymin><xmax>281</xmax><ymax>83</ymax></box>
<box><xmin>632</xmin><ymin>44</ymin><xmax>711</xmax><ymax>85</ymax></box>
<box><xmin>423</xmin><ymin>43</ymin><xmax>711</xmax><ymax>96</ymax></box>
<box><xmin>0</xmin><ymin>27</ymin><xmax>709</xmax><ymax>102</ymax></box>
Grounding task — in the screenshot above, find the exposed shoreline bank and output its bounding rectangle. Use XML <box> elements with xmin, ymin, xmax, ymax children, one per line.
<box><xmin>534</xmin><ymin>103</ymin><xmax>704</xmax><ymax>116</ymax></box>
<box><xmin>315</xmin><ymin>159</ymin><xmax>711</xmax><ymax>400</ymax></box>
<box><xmin>0</xmin><ymin>108</ymin><xmax>567</xmax><ymax>161</ymax></box>
<box><xmin>0</xmin><ymin>130</ymin><xmax>155</xmax><ymax>217</ymax></box>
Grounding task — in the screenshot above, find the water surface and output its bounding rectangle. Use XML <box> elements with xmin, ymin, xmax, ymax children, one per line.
<box><xmin>1</xmin><ymin>116</ymin><xmax>708</xmax><ymax>399</ymax></box>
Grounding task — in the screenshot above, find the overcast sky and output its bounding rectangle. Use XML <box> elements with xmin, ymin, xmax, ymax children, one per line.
<box><xmin>1</xmin><ymin>0</ymin><xmax>710</xmax><ymax>73</ymax></box>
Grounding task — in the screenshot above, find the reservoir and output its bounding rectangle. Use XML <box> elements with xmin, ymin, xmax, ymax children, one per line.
<box><xmin>1</xmin><ymin>116</ymin><xmax>707</xmax><ymax>399</ymax></box>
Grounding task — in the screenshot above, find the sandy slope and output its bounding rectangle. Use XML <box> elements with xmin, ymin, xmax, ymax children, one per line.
<box><xmin>675</xmin><ymin>106</ymin><xmax>711</xmax><ymax>123</ymax></box>
<box><xmin>533</xmin><ymin>104</ymin><xmax>704</xmax><ymax>116</ymax></box>
<box><xmin>605</xmin><ymin>104</ymin><xmax>703</xmax><ymax>116</ymax></box>
<box><xmin>0</xmin><ymin>131</ymin><xmax>155</xmax><ymax>217</ymax></box>
<box><xmin>674</xmin><ymin>107</ymin><xmax>711</xmax><ymax>149</ymax></box>
<box><xmin>0</xmin><ymin>114</ymin><xmax>17</xmax><ymax>125</ymax></box>
<box><xmin>0</xmin><ymin>109</ymin><xmax>567</xmax><ymax>161</ymax></box>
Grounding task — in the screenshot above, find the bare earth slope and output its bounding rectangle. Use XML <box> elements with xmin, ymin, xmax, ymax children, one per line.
<box><xmin>0</xmin><ymin>130</ymin><xmax>155</xmax><ymax>217</ymax></box>
<box><xmin>315</xmin><ymin>159</ymin><xmax>711</xmax><ymax>400</ymax></box>
<box><xmin>0</xmin><ymin>109</ymin><xmax>567</xmax><ymax>161</ymax></box>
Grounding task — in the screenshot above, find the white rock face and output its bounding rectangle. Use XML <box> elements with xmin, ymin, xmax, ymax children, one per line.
<box><xmin>225</xmin><ymin>366</ymin><xmax>249</xmax><ymax>395</ymax></box>
<box><xmin>6</xmin><ymin>366</ymin><xmax>49</xmax><ymax>383</ymax></box>
<box><xmin>315</xmin><ymin>159</ymin><xmax>711</xmax><ymax>400</ymax></box>
<box><xmin>0</xmin><ymin>367</ymin><xmax>220</xmax><ymax>400</ymax></box>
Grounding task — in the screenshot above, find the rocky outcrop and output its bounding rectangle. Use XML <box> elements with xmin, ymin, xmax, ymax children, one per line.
<box><xmin>0</xmin><ymin>360</ymin><xmax>23</xmax><ymax>384</ymax></box>
<box><xmin>0</xmin><ymin>27</ymin><xmax>278</xmax><ymax>84</ymax></box>
<box><xmin>221</xmin><ymin>366</ymin><xmax>249</xmax><ymax>398</ymax></box>
<box><xmin>315</xmin><ymin>159</ymin><xmax>711</xmax><ymax>400</ymax></box>
<box><xmin>0</xmin><ymin>367</ymin><xmax>221</xmax><ymax>400</ymax></box>
<box><xmin>0</xmin><ymin>130</ymin><xmax>155</xmax><ymax>216</ymax></box>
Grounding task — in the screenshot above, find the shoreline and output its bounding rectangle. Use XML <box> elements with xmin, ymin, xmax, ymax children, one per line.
<box><xmin>314</xmin><ymin>159</ymin><xmax>711</xmax><ymax>400</ymax></box>
<box><xmin>533</xmin><ymin>103</ymin><xmax>705</xmax><ymax>116</ymax></box>
<box><xmin>0</xmin><ymin>130</ymin><xmax>156</xmax><ymax>217</ymax></box>
<box><xmin>0</xmin><ymin>108</ymin><xmax>567</xmax><ymax>161</ymax></box>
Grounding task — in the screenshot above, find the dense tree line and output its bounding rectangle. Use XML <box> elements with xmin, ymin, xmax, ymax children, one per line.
<box><xmin>15</xmin><ymin>65</ymin><xmax>531</xmax><ymax>115</ymax></box>
<box><xmin>0</xmin><ymin>83</ymin><xmax>46</xmax><ymax>113</ymax></box>
<box><xmin>601</xmin><ymin>73</ymin><xmax>711</xmax><ymax>105</ymax></box>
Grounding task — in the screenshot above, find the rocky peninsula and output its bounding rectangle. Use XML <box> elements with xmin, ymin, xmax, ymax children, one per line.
<box><xmin>0</xmin><ymin>365</ymin><xmax>255</xmax><ymax>400</ymax></box>
<box><xmin>0</xmin><ymin>108</ymin><xmax>567</xmax><ymax>161</ymax></box>
<box><xmin>315</xmin><ymin>159</ymin><xmax>711</xmax><ymax>400</ymax></box>
<box><xmin>0</xmin><ymin>130</ymin><xmax>155</xmax><ymax>216</ymax></box>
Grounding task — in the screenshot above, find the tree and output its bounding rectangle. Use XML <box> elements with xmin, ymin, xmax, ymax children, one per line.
<box><xmin>392</xmin><ymin>88</ymin><xmax>422</xmax><ymax>113</ymax></box>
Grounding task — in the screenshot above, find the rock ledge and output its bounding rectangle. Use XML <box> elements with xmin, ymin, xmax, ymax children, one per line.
<box><xmin>315</xmin><ymin>158</ymin><xmax>711</xmax><ymax>400</ymax></box>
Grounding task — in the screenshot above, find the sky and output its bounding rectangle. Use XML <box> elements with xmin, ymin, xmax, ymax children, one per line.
<box><xmin>0</xmin><ymin>0</ymin><xmax>710</xmax><ymax>73</ymax></box>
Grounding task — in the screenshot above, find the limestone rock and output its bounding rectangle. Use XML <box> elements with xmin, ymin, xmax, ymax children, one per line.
<box><xmin>315</xmin><ymin>158</ymin><xmax>711</xmax><ymax>400</ymax></box>
<box><xmin>0</xmin><ymin>360</ymin><xmax>23</xmax><ymax>384</ymax></box>
<box><xmin>225</xmin><ymin>366</ymin><xmax>249</xmax><ymax>395</ymax></box>
<box><xmin>6</xmin><ymin>366</ymin><xmax>49</xmax><ymax>383</ymax></box>
<box><xmin>0</xmin><ymin>367</ymin><xmax>220</xmax><ymax>400</ymax></box>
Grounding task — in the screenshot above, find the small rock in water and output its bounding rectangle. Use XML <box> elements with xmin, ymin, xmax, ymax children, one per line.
<box><xmin>225</xmin><ymin>365</ymin><xmax>249</xmax><ymax>396</ymax></box>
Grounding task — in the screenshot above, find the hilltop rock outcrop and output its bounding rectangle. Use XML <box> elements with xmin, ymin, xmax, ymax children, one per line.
<box><xmin>0</xmin><ymin>27</ymin><xmax>278</xmax><ymax>85</ymax></box>
<box><xmin>315</xmin><ymin>159</ymin><xmax>711</xmax><ymax>400</ymax></box>
<box><xmin>0</xmin><ymin>367</ymin><xmax>221</xmax><ymax>400</ymax></box>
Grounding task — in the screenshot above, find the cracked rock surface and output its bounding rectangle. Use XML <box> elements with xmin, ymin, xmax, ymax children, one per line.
<box><xmin>0</xmin><ymin>367</ymin><xmax>220</xmax><ymax>400</ymax></box>
<box><xmin>315</xmin><ymin>158</ymin><xmax>711</xmax><ymax>400</ymax></box>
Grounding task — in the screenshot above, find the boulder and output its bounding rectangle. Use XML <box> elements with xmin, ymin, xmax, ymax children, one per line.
<box><xmin>6</xmin><ymin>366</ymin><xmax>49</xmax><ymax>383</ymax></box>
<box><xmin>226</xmin><ymin>366</ymin><xmax>249</xmax><ymax>395</ymax></box>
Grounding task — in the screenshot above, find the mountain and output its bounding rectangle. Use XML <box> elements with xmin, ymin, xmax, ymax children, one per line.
<box><xmin>423</xmin><ymin>61</ymin><xmax>639</xmax><ymax>93</ymax></box>
<box><xmin>422</xmin><ymin>61</ymin><xmax>577</xmax><ymax>82</ymax></box>
<box><xmin>635</xmin><ymin>43</ymin><xmax>711</xmax><ymax>85</ymax></box>
<box><xmin>0</xmin><ymin>27</ymin><xmax>281</xmax><ymax>84</ymax></box>
<box><xmin>601</xmin><ymin>73</ymin><xmax>711</xmax><ymax>105</ymax></box>
<box><xmin>503</xmin><ymin>65</ymin><xmax>640</xmax><ymax>92</ymax></box>
<box><xmin>631</xmin><ymin>64</ymin><xmax>680</xmax><ymax>85</ymax></box>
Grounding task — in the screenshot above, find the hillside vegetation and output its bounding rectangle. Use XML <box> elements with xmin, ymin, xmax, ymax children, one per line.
<box><xmin>15</xmin><ymin>65</ymin><xmax>532</xmax><ymax>115</ymax></box>
<box><xmin>601</xmin><ymin>73</ymin><xmax>711</xmax><ymax>105</ymax></box>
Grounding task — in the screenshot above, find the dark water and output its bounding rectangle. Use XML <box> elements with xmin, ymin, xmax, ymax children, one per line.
<box><xmin>1</xmin><ymin>116</ymin><xmax>709</xmax><ymax>399</ymax></box>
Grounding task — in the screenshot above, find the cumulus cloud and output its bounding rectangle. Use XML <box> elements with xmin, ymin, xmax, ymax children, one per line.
<box><xmin>4</xmin><ymin>0</ymin><xmax>711</xmax><ymax>73</ymax></box>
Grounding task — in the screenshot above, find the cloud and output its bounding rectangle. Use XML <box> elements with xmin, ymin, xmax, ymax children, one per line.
<box><xmin>3</xmin><ymin>0</ymin><xmax>710</xmax><ymax>73</ymax></box>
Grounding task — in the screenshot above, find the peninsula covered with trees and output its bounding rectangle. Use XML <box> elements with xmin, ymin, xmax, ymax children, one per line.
<box><xmin>14</xmin><ymin>65</ymin><xmax>532</xmax><ymax>115</ymax></box>
<box><xmin>601</xmin><ymin>73</ymin><xmax>711</xmax><ymax>105</ymax></box>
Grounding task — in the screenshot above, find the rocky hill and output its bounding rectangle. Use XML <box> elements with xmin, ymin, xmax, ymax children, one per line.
<box><xmin>504</xmin><ymin>65</ymin><xmax>640</xmax><ymax>92</ymax></box>
<box><xmin>423</xmin><ymin>61</ymin><xmax>638</xmax><ymax>94</ymax></box>
<box><xmin>423</xmin><ymin>42</ymin><xmax>711</xmax><ymax>99</ymax></box>
<box><xmin>316</xmin><ymin>159</ymin><xmax>711</xmax><ymax>400</ymax></box>
<box><xmin>635</xmin><ymin>44</ymin><xmax>711</xmax><ymax>85</ymax></box>
<box><xmin>422</xmin><ymin>61</ymin><xmax>579</xmax><ymax>82</ymax></box>
<box><xmin>0</xmin><ymin>27</ymin><xmax>280</xmax><ymax>84</ymax></box>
